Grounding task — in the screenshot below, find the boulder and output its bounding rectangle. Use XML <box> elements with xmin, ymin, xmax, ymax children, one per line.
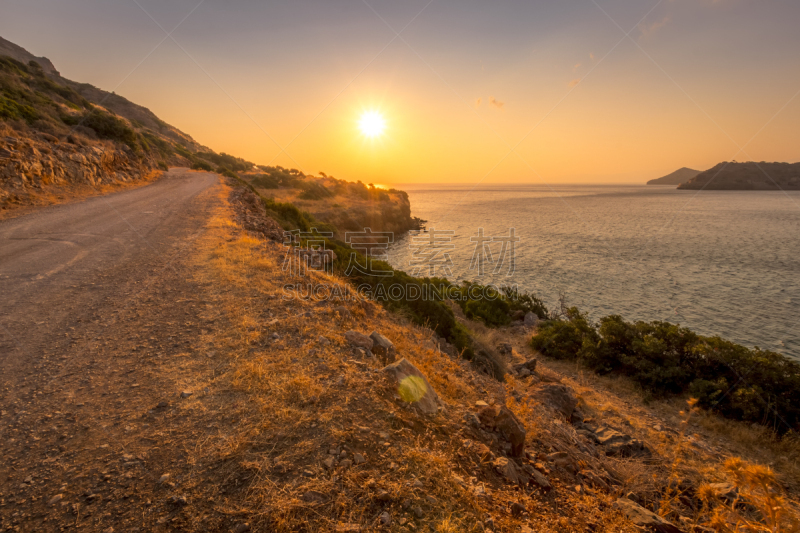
<box><xmin>369</xmin><ymin>331</ymin><xmax>396</xmax><ymax>364</ymax></box>
<box><xmin>594</xmin><ymin>427</ymin><xmax>650</xmax><ymax>458</ymax></box>
<box><xmin>383</xmin><ymin>358</ymin><xmax>441</xmax><ymax>415</ymax></box>
<box><xmin>512</xmin><ymin>358</ymin><xmax>537</xmax><ymax>375</ymax></box>
<box><xmin>524</xmin><ymin>312</ymin><xmax>540</xmax><ymax>327</ymax></box>
<box><xmin>523</xmin><ymin>465</ymin><xmax>552</xmax><ymax>492</ymax></box>
<box><xmin>493</xmin><ymin>457</ymin><xmax>528</xmax><ymax>486</ymax></box>
<box><xmin>494</xmin><ymin>407</ymin><xmax>526</xmax><ymax>457</ymax></box>
<box><xmin>613</xmin><ymin>498</ymin><xmax>685</xmax><ymax>533</ymax></box>
<box><xmin>475</xmin><ymin>401</ymin><xmax>498</xmax><ymax>428</ymax></box>
<box><xmin>532</xmin><ymin>383</ymin><xmax>578</xmax><ymax>419</ymax></box>
<box><xmin>497</xmin><ymin>343</ymin><xmax>513</xmax><ymax>355</ymax></box>
<box><xmin>344</xmin><ymin>331</ymin><xmax>373</xmax><ymax>351</ymax></box>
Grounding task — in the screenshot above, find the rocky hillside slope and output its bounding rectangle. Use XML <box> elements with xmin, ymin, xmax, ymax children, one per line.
<box><xmin>0</xmin><ymin>37</ymin><xmax>210</xmax><ymax>212</ymax></box>
<box><xmin>678</xmin><ymin>162</ymin><xmax>800</xmax><ymax>190</ymax></box>
<box><xmin>647</xmin><ymin>167</ymin><xmax>701</xmax><ymax>186</ymax></box>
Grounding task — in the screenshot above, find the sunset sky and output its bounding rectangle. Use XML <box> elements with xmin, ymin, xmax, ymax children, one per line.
<box><xmin>2</xmin><ymin>0</ymin><xmax>799</xmax><ymax>184</ymax></box>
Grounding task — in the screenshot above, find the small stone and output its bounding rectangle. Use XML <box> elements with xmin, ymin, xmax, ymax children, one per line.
<box><xmin>303</xmin><ymin>490</ymin><xmax>327</xmax><ymax>503</ymax></box>
<box><xmin>180</xmin><ymin>391</ymin><xmax>192</xmax><ymax>399</ymax></box>
<box><xmin>344</xmin><ymin>330</ymin><xmax>373</xmax><ymax>350</ymax></box>
<box><xmin>102</xmin><ymin>528</ymin><xmax>114</xmax><ymax>533</ymax></box>
<box><xmin>23</xmin><ymin>476</ymin><xmax>32</xmax><ymax>484</ymax></box>
<box><xmin>333</xmin><ymin>305</ymin><xmax>352</xmax><ymax>317</ymax></box>
<box><xmin>354</xmin><ymin>453</ymin><xmax>366</xmax><ymax>465</ymax></box>
<box><xmin>318</xmin><ymin>335</ymin><xmax>331</xmax><ymax>346</ymax></box>
<box><xmin>340</xmin><ymin>459</ymin><xmax>353</xmax><ymax>468</ymax></box>
<box><xmin>156</xmin><ymin>401</ymin><xmax>169</xmax><ymax>409</ymax></box>
<box><xmin>157</xmin><ymin>474</ymin><xmax>170</xmax><ymax>484</ymax></box>
<box><xmin>376</xmin><ymin>490</ymin><xmax>392</xmax><ymax>502</ymax></box>
<box><xmin>168</xmin><ymin>495</ymin><xmax>187</xmax><ymax>506</ymax></box>
<box><xmin>379</xmin><ymin>511</ymin><xmax>392</xmax><ymax>526</ymax></box>
<box><xmin>48</xmin><ymin>494</ymin><xmax>63</xmax><ymax>505</ymax></box>
<box><xmin>413</xmin><ymin>506</ymin><xmax>424</xmax><ymax>518</ymax></box>
<box><xmin>369</xmin><ymin>331</ymin><xmax>396</xmax><ymax>364</ymax></box>
<box><xmin>271</xmin><ymin>332</ymin><xmax>280</xmax><ymax>340</ymax></box>
<box><xmin>233</xmin><ymin>524</ymin><xmax>251</xmax><ymax>533</ymax></box>
<box><xmin>511</xmin><ymin>502</ymin><xmax>526</xmax><ymax>517</ymax></box>
<box><xmin>323</xmin><ymin>457</ymin><xmax>336</xmax><ymax>469</ymax></box>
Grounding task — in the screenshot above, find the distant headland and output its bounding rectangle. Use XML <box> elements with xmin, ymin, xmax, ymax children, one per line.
<box><xmin>647</xmin><ymin>167</ymin><xmax>701</xmax><ymax>185</ymax></box>
<box><xmin>677</xmin><ymin>162</ymin><xmax>800</xmax><ymax>190</ymax></box>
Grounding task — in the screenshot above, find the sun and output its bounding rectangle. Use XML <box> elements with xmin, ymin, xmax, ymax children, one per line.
<box><xmin>359</xmin><ymin>110</ymin><xmax>385</xmax><ymax>138</ymax></box>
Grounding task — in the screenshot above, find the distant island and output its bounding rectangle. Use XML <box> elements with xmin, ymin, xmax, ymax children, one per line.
<box><xmin>647</xmin><ymin>167</ymin><xmax>701</xmax><ymax>185</ymax></box>
<box><xmin>678</xmin><ymin>162</ymin><xmax>800</xmax><ymax>190</ymax></box>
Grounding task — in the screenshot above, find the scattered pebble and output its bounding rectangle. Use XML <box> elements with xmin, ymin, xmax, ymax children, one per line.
<box><xmin>353</xmin><ymin>453</ymin><xmax>366</xmax><ymax>465</ymax></box>
<box><xmin>48</xmin><ymin>494</ymin><xmax>63</xmax><ymax>505</ymax></box>
<box><xmin>379</xmin><ymin>511</ymin><xmax>392</xmax><ymax>526</ymax></box>
<box><xmin>180</xmin><ymin>391</ymin><xmax>193</xmax><ymax>398</ymax></box>
<box><xmin>157</xmin><ymin>474</ymin><xmax>170</xmax><ymax>484</ymax></box>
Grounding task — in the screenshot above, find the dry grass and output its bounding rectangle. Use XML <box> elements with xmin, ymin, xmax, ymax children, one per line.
<box><xmin>168</xmin><ymin>182</ymin><xmax>800</xmax><ymax>532</ymax></box>
<box><xmin>177</xmin><ymin>186</ymin><xmax>647</xmax><ymax>532</ymax></box>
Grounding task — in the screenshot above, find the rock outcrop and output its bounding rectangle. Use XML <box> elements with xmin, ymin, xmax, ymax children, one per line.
<box><xmin>383</xmin><ymin>358</ymin><xmax>441</xmax><ymax>415</ymax></box>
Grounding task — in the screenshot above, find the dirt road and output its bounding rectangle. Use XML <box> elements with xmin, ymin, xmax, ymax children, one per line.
<box><xmin>0</xmin><ymin>169</ymin><xmax>232</xmax><ymax>531</ymax></box>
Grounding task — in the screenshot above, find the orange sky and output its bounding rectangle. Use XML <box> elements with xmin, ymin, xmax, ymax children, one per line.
<box><xmin>3</xmin><ymin>0</ymin><xmax>800</xmax><ymax>184</ymax></box>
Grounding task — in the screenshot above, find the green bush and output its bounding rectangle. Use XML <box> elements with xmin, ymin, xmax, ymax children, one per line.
<box><xmin>191</xmin><ymin>160</ymin><xmax>214</xmax><ymax>171</ymax></box>
<box><xmin>531</xmin><ymin>310</ymin><xmax>800</xmax><ymax>432</ymax></box>
<box><xmin>251</xmin><ymin>174</ymin><xmax>280</xmax><ymax>189</ymax></box>
<box><xmin>79</xmin><ymin>110</ymin><xmax>140</xmax><ymax>153</ymax></box>
<box><xmin>216</xmin><ymin>166</ymin><xmax>239</xmax><ymax>179</ymax></box>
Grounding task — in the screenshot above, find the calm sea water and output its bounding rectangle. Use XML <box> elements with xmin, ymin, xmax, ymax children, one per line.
<box><xmin>385</xmin><ymin>184</ymin><xmax>800</xmax><ymax>360</ymax></box>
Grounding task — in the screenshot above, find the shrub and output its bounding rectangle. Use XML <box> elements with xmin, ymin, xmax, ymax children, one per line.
<box><xmin>191</xmin><ymin>160</ymin><xmax>214</xmax><ymax>171</ymax></box>
<box><xmin>530</xmin><ymin>310</ymin><xmax>800</xmax><ymax>432</ymax></box>
<box><xmin>80</xmin><ymin>110</ymin><xmax>140</xmax><ymax>153</ymax></box>
<box><xmin>157</xmin><ymin>161</ymin><xmax>169</xmax><ymax>171</ymax></box>
<box><xmin>251</xmin><ymin>174</ymin><xmax>280</xmax><ymax>189</ymax></box>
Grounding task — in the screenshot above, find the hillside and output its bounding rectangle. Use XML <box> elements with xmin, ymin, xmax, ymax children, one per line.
<box><xmin>240</xmin><ymin>167</ymin><xmax>422</xmax><ymax>238</ymax></box>
<box><xmin>647</xmin><ymin>167</ymin><xmax>701</xmax><ymax>185</ymax></box>
<box><xmin>678</xmin><ymin>162</ymin><xmax>800</xmax><ymax>190</ymax></box>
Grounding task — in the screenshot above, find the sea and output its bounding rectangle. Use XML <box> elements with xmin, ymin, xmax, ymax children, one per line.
<box><xmin>385</xmin><ymin>184</ymin><xmax>800</xmax><ymax>360</ymax></box>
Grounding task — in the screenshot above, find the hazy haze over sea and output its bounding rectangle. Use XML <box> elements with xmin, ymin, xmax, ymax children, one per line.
<box><xmin>386</xmin><ymin>184</ymin><xmax>800</xmax><ymax>360</ymax></box>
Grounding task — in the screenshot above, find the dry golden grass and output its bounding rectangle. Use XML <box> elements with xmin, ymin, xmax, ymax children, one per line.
<box><xmin>179</xmin><ymin>185</ymin><xmax>648</xmax><ymax>532</ymax></box>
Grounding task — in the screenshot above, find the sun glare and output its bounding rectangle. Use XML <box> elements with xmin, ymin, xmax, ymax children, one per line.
<box><xmin>359</xmin><ymin>110</ymin><xmax>385</xmax><ymax>138</ymax></box>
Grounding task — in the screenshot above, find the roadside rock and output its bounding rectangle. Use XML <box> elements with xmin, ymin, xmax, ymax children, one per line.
<box><xmin>493</xmin><ymin>457</ymin><xmax>528</xmax><ymax>485</ymax></box>
<box><xmin>594</xmin><ymin>427</ymin><xmax>650</xmax><ymax>458</ymax></box>
<box><xmin>345</xmin><ymin>331</ymin><xmax>373</xmax><ymax>351</ymax></box>
<box><xmin>614</xmin><ymin>498</ymin><xmax>685</xmax><ymax>533</ymax></box>
<box><xmin>369</xmin><ymin>331</ymin><xmax>396</xmax><ymax>364</ymax></box>
<box><xmin>383</xmin><ymin>358</ymin><xmax>441</xmax><ymax>415</ymax></box>
<box><xmin>523</xmin><ymin>465</ymin><xmax>552</xmax><ymax>492</ymax></box>
<box><xmin>497</xmin><ymin>343</ymin><xmax>513</xmax><ymax>355</ymax></box>
<box><xmin>524</xmin><ymin>312</ymin><xmax>540</xmax><ymax>327</ymax></box>
<box><xmin>494</xmin><ymin>407</ymin><xmax>526</xmax><ymax>457</ymax></box>
<box><xmin>511</xmin><ymin>358</ymin><xmax>537</xmax><ymax>375</ymax></box>
<box><xmin>532</xmin><ymin>383</ymin><xmax>577</xmax><ymax>419</ymax></box>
